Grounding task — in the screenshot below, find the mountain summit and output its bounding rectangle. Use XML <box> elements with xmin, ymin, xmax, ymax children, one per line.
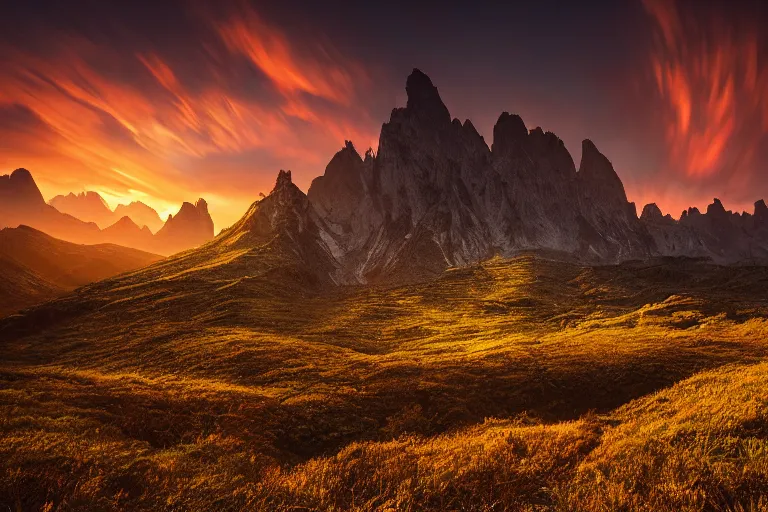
<box><xmin>1</xmin><ymin>168</ymin><xmax>46</xmax><ymax>207</ymax></box>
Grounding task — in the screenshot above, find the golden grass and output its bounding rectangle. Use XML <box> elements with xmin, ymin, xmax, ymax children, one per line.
<box><xmin>2</xmin><ymin>255</ymin><xmax>768</xmax><ymax>510</ymax></box>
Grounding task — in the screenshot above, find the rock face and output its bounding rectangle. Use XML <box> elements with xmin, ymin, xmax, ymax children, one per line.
<box><xmin>205</xmin><ymin>170</ymin><xmax>344</xmax><ymax>286</ymax></box>
<box><xmin>301</xmin><ymin>69</ymin><xmax>768</xmax><ymax>283</ymax></box>
<box><xmin>305</xmin><ymin>69</ymin><xmax>655</xmax><ymax>283</ymax></box>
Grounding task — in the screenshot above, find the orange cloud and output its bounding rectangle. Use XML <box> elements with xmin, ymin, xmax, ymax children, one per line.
<box><xmin>0</xmin><ymin>4</ymin><xmax>379</xmax><ymax>231</ymax></box>
<box><xmin>215</xmin><ymin>8</ymin><xmax>361</xmax><ymax>105</ymax></box>
<box><xmin>643</xmin><ymin>0</ymin><xmax>768</xmax><ymax>179</ymax></box>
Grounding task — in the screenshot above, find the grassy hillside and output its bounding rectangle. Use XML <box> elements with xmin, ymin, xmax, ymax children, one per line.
<box><xmin>1</xmin><ymin>254</ymin><xmax>768</xmax><ymax>510</ymax></box>
<box><xmin>0</xmin><ymin>226</ymin><xmax>163</xmax><ymax>317</ymax></box>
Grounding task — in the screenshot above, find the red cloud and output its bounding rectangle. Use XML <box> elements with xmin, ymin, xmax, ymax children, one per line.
<box><xmin>643</xmin><ymin>0</ymin><xmax>768</xmax><ymax>179</ymax></box>
<box><xmin>0</xmin><ymin>5</ymin><xmax>379</xmax><ymax>230</ymax></box>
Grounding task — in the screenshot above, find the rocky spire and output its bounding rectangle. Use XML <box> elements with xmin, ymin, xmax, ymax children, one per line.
<box><xmin>755</xmin><ymin>200</ymin><xmax>768</xmax><ymax>224</ymax></box>
<box><xmin>492</xmin><ymin>112</ymin><xmax>527</xmax><ymax>156</ymax></box>
<box><xmin>274</xmin><ymin>170</ymin><xmax>293</xmax><ymax>191</ymax></box>
<box><xmin>706</xmin><ymin>198</ymin><xmax>727</xmax><ymax>218</ymax></box>
<box><xmin>405</xmin><ymin>68</ymin><xmax>451</xmax><ymax>126</ymax></box>
<box><xmin>578</xmin><ymin>140</ymin><xmax>628</xmax><ymax>203</ymax></box>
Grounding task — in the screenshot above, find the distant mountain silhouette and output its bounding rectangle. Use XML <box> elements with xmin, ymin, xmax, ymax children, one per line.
<box><xmin>49</xmin><ymin>191</ymin><xmax>114</xmax><ymax>228</ymax></box>
<box><xmin>0</xmin><ymin>168</ymin><xmax>102</xmax><ymax>244</ymax></box>
<box><xmin>50</xmin><ymin>191</ymin><xmax>164</xmax><ymax>232</ymax></box>
<box><xmin>114</xmin><ymin>201</ymin><xmax>164</xmax><ymax>233</ymax></box>
<box><xmin>0</xmin><ymin>225</ymin><xmax>162</xmax><ymax>316</ymax></box>
<box><xmin>101</xmin><ymin>216</ymin><xmax>155</xmax><ymax>251</ymax></box>
<box><xmin>154</xmin><ymin>198</ymin><xmax>215</xmax><ymax>255</ymax></box>
<box><xmin>0</xmin><ymin>169</ymin><xmax>214</xmax><ymax>255</ymax></box>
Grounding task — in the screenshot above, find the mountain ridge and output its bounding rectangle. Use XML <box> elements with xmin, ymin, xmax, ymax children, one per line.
<box><xmin>50</xmin><ymin>191</ymin><xmax>165</xmax><ymax>233</ymax></box>
<box><xmin>0</xmin><ymin>225</ymin><xmax>162</xmax><ymax>316</ymax></box>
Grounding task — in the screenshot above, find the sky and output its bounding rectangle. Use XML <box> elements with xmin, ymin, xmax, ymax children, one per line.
<box><xmin>1</xmin><ymin>0</ymin><xmax>767</xmax><ymax>230</ymax></box>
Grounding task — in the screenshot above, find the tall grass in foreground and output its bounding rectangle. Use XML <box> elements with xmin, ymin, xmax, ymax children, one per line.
<box><xmin>3</xmin><ymin>257</ymin><xmax>768</xmax><ymax>510</ymax></box>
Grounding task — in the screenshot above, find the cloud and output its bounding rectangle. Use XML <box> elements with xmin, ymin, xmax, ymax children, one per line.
<box><xmin>642</xmin><ymin>0</ymin><xmax>768</xmax><ymax>180</ymax></box>
<box><xmin>0</xmin><ymin>3</ymin><xmax>379</xmax><ymax>230</ymax></box>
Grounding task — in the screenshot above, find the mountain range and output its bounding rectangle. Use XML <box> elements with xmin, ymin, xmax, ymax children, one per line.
<box><xmin>3</xmin><ymin>69</ymin><xmax>767</xmax><ymax>284</ymax></box>
<box><xmin>49</xmin><ymin>191</ymin><xmax>164</xmax><ymax>232</ymax></box>
<box><xmin>207</xmin><ymin>69</ymin><xmax>768</xmax><ymax>285</ymax></box>
<box><xmin>0</xmin><ymin>169</ymin><xmax>215</xmax><ymax>256</ymax></box>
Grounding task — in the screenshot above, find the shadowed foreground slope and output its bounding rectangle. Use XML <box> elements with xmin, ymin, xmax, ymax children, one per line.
<box><xmin>2</xmin><ymin>249</ymin><xmax>768</xmax><ymax>510</ymax></box>
<box><xmin>0</xmin><ymin>226</ymin><xmax>163</xmax><ymax>317</ymax></box>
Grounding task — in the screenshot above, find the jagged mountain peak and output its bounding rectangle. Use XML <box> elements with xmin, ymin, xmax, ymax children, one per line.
<box><xmin>755</xmin><ymin>200</ymin><xmax>767</xmax><ymax>216</ymax></box>
<box><xmin>706</xmin><ymin>198</ymin><xmax>727</xmax><ymax>217</ymax></box>
<box><xmin>274</xmin><ymin>169</ymin><xmax>294</xmax><ymax>191</ymax></box>
<box><xmin>641</xmin><ymin>203</ymin><xmax>664</xmax><ymax>221</ymax></box>
<box><xmin>176</xmin><ymin>201</ymin><xmax>197</xmax><ymax>216</ymax></box>
<box><xmin>154</xmin><ymin>196</ymin><xmax>215</xmax><ymax>254</ymax></box>
<box><xmin>404</xmin><ymin>68</ymin><xmax>451</xmax><ymax>126</ymax></box>
<box><xmin>578</xmin><ymin>139</ymin><xmax>628</xmax><ymax>203</ymax></box>
<box><xmin>230</xmin><ymin>170</ymin><xmax>312</xmax><ymax>240</ymax></box>
<box><xmin>492</xmin><ymin>112</ymin><xmax>528</xmax><ymax>155</ymax></box>
<box><xmin>205</xmin><ymin>169</ymin><xmax>343</xmax><ymax>285</ymax></box>
<box><xmin>640</xmin><ymin>203</ymin><xmax>676</xmax><ymax>225</ymax></box>
<box><xmin>78</xmin><ymin>190</ymin><xmax>109</xmax><ymax>207</ymax></box>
